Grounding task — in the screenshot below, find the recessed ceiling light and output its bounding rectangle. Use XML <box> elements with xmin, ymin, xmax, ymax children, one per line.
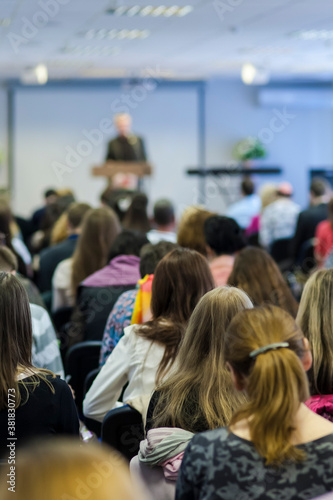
<box><xmin>82</xmin><ymin>29</ymin><xmax>150</xmax><ymax>40</ymax></box>
<box><xmin>106</xmin><ymin>5</ymin><xmax>193</xmax><ymax>17</ymax></box>
<box><xmin>241</xmin><ymin>63</ymin><xmax>270</xmax><ymax>85</ymax></box>
<box><xmin>292</xmin><ymin>30</ymin><xmax>333</xmax><ymax>40</ymax></box>
<box><xmin>61</xmin><ymin>45</ymin><xmax>120</xmax><ymax>57</ymax></box>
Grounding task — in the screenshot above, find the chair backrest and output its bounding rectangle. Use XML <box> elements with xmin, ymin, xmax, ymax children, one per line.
<box><xmin>102</xmin><ymin>406</ymin><xmax>144</xmax><ymax>461</ymax></box>
<box><xmin>65</xmin><ymin>341</ymin><xmax>102</xmax><ymax>416</ymax></box>
<box><xmin>270</xmin><ymin>237</ymin><xmax>293</xmax><ymax>263</ymax></box>
<box><xmin>76</xmin><ymin>285</ymin><xmax>135</xmax><ymax>341</ymax></box>
<box><xmin>52</xmin><ymin>306</ymin><xmax>74</xmax><ymax>333</ymax></box>
<box><xmin>82</xmin><ymin>367</ymin><xmax>102</xmax><ymax>438</ymax></box>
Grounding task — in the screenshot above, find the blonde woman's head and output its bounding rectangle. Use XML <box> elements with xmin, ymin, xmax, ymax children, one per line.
<box><xmin>0</xmin><ymin>439</ymin><xmax>144</xmax><ymax>500</ymax></box>
<box><xmin>296</xmin><ymin>268</ymin><xmax>333</xmax><ymax>395</ymax></box>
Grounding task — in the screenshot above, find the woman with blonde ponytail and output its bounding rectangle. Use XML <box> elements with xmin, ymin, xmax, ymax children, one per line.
<box><xmin>176</xmin><ymin>306</ymin><xmax>333</xmax><ymax>500</ymax></box>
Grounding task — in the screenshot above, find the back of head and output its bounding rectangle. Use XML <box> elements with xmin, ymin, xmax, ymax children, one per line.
<box><xmin>109</xmin><ymin>230</ymin><xmax>149</xmax><ymax>261</ymax></box>
<box><xmin>227</xmin><ymin>246</ymin><xmax>298</xmax><ymax>317</ymax></box>
<box><xmin>0</xmin><ymin>272</ymin><xmax>33</xmax><ymax>410</ymax></box>
<box><xmin>71</xmin><ymin>207</ymin><xmax>121</xmax><ymax>294</ymax></box>
<box><xmin>310</xmin><ymin>177</ymin><xmax>328</xmax><ymax>198</ymax></box>
<box><xmin>153</xmin><ymin>286</ymin><xmax>253</xmax><ymax>432</ymax></box>
<box><xmin>0</xmin><ymin>438</ymin><xmax>143</xmax><ymax>500</ymax></box>
<box><xmin>138</xmin><ymin>247</ymin><xmax>214</xmax><ymax>381</ymax></box>
<box><xmin>0</xmin><ymin>246</ymin><xmax>18</xmax><ymax>272</ymax></box>
<box><xmin>153</xmin><ymin>199</ymin><xmax>175</xmax><ymax>226</ymax></box>
<box><xmin>177</xmin><ymin>206</ymin><xmax>215</xmax><ymax>256</ymax></box>
<box><xmin>296</xmin><ymin>269</ymin><xmax>333</xmax><ymax>395</ymax></box>
<box><xmin>259</xmin><ymin>183</ymin><xmax>278</xmax><ymax>210</ymax></box>
<box><xmin>67</xmin><ymin>202</ymin><xmax>91</xmax><ymax>230</ymax></box>
<box><xmin>241</xmin><ymin>177</ymin><xmax>255</xmax><ymax>196</ymax></box>
<box><xmin>204</xmin><ymin>215</ymin><xmax>246</xmax><ymax>256</ymax></box>
<box><xmin>277</xmin><ymin>181</ymin><xmax>293</xmax><ymax>198</ymax></box>
<box><xmin>0</xmin><ymin>200</ymin><xmax>13</xmax><ymax>247</ymax></box>
<box><xmin>225</xmin><ymin>305</ymin><xmax>309</xmax><ymax>465</ymax></box>
<box><xmin>139</xmin><ymin>241</ymin><xmax>178</xmax><ymax>277</ymax></box>
<box><xmin>122</xmin><ymin>192</ymin><xmax>150</xmax><ymax>233</ymax></box>
<box><xmin>151</xmin><ymin>247</ymin><xmax>214</xmax><ymax>323</ymax></box>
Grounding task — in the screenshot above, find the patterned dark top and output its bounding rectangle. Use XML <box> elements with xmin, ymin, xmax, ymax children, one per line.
<box><xmin>176</xmin><ymin>428</ymin><xmax>333</xmax><ymax>500</ymax></box>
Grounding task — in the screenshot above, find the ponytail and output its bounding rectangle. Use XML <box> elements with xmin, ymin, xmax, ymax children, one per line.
<box><xmin>225</xmin><ymin>306</ymin><xmax>310</xmax><ymax>466</ymax></box>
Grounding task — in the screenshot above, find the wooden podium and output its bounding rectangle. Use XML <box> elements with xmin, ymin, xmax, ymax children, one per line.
<box><xmin>92</xmin><ymin>161</ymin><xmax>153</xmax><ymax>189</ymax></box>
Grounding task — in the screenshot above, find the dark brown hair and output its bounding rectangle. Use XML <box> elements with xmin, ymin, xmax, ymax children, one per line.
<box><xmin>0</xmin><ymin>273</ymin><xmax>54</xmax><ymax>410</ymax></box>
<box><xmin>227</xmin><ymin>246</ymin><xmax>298</xmax><ymax>317</ymax></box>
<box><xmin>71</xmin><ymin>207</ymin><xmax>121</xmax><ymax>295</ymax></box>
<box><xmin>122</xmin><ymin>193</ymin><xmax>150</xmax><ymax>233</ymax></box>
<box><xmin>137</xmin><ymin>247</ymin><xmax>214</xmax><ymax>381</ymax></box>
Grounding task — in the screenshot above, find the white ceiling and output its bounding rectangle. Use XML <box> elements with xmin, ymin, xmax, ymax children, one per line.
<box><xmin>1</xmin><ymin>0</ymin><xmax>333</xmax><ymax>82</ymax></box>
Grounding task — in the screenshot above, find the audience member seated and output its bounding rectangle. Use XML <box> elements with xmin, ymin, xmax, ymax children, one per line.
<box><xmin>177</xmin><ymin>206</ymin><xmax>215</xmax><ymax>256</ymax></box>
<box><xmin>260</xmin><ymin>182</ymin><xmax>300</xmax><ymax>250</ymax></box>
<box><xmin>66</xmin><ymin>230</ymin><xmax>148</xmax><ymax>346</ymax></box>
<box><xmin>315</xmin><ymin>197</ymin><xmax>333</xmax><ymax>268</ymax></box>
<box><xmin>227</xmin><ymin>246</ymin><xmax>298</xmax><ymax>317</ymax></box>
<box><xmin>100</xmin><ymin>186</ymin><xmax>135</xmax><ymax>222</ymax></box>
<box><xmin>297</xmin><ymin>269</ymin><xmax>333</xmax><ymax>421</ymax></box>
<box><xmin>227</xmin><ymin>177</ymin><xmax>261</xmax><ymax>230</ymax></box>
<box><xmin>99</xmin><ymin>240</ymin><xmax>178</xmax><ymax>366</ymax></box>
<box><xmin>0</xmin><ymin>200</ymin><xmax>30</xmax><ymax>276</ymax></box>
<box><xmin>245</xmin><ymin>183</ymin><xmax>277</xmax><ymax>240</ymax></box>
<box><xmin>0</xmin><ymin>247</ymin><xmax>64</xmax><ymax>377</ymax></box>
<box><xmin>132</xmin><ymin>287</ymin><xmax>253</xmax><ymax>498</ymax></box>
<box><xmin>83</xmin><ymin>248</ymin><xmax>214</xmax><ymax>422</ymax></box>
<box><xmin>204</xmin><ymin>216</ymin><xmax>246</xmax><ymax>287</ymax></box>
<box><xmin>30</xmin><ymin>190</ymin><xmax>75</xmax><ymax>253</ymax></box>
<box><xmin>0</xmin><ymin>439</ymin><xmax>145</xmax><ymax>500</ymax></box>
<box><xmin>0</xmin><ymin>246</ymin><xmax>45</xmax><ymax>308</ymax></box>
<box><xmin>176</xmin><ymin>306</ymin><xmax>333</xmax><ymax>500</ymax></box>
<box><xmin>31</xmin><ymin>188</ymin><xmax>59</xmax><ymax>232</ymax></box>
<box><xmin>122</xmin><ymin>192</ymin><xmax>151</xmax><ymax>233</ymax></box>
<box><xmin>293</xmin><ymin>178</ymin><xmax>329</xmax><ymax>266</ymax></box>
<box><xmin>52</xmin><ymin>207</ymin><xmax>120</xmax><ymax>311</ymax></box>
<box><xmin>147</xmin><ymin>199</ymin><xmax>177</xmax><ymax>244</ymax></box>
<box><xmin>38</xmin><ymin>202</ymin><xmax>91</xmax><ymax>293</ymax></box>
<box><xmin>0</xmin><ymin>273</ymin><xmax>79</xmax><ymax>456</ymax></box>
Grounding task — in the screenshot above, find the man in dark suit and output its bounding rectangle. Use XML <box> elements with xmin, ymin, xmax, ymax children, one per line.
<box><xmin>106</xmin><ymin>114</ymin><xmax>146</xmax><ymax>162</ymax></box>
<box><xmin>38</xmin><ymin>202</ymin><xmax>91</xmax><ymax>293</ymax></box>
<box><xmin>293</xmin><ymin>178</ymin><xmax>330</xmax><ymax>265</ymax></box>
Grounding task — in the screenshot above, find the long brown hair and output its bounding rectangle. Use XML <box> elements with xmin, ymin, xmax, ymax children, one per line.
<box><xmin>227</xmin><ymin>246</ymin><xmax>298</xmax><ymax>317</ymax></box>
<box><xmin>71</xmin><ymin>207</ymin><xmax>121</xmax><ymax>295</ymax></box>
<box><xmin>225</xmin><ymin>306</ymin><xmax>310</xmax><ymax>465</ymax></box>
<box><xmin>0</xmin><ymin>273</ymin><xmax>54</xmax><ymax>410</ymax></box>
<box><xmin>296</xmin><ymin>269</ymin><xmax>333</xmax><ymax>395</ymax></box>
<box><xmin>153</xmin><ymin>287</ymin><xmax>253</xmax><ymax>432</ymax></box>
<box><xmin>137</xmin><ymin>247</ymin><xmax>214</xmax><ymax>382</ymax></box>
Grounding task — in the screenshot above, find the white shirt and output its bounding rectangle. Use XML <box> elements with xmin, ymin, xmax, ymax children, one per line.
<box><xmin>83</xmin><ymin>324</ymin><xmax>165</xmax><ymax>422</ymax></box>
<box><xmin>52</xmin><ymin>258</ymin><xmax>74</xmax><ymax>312</ymax></box>
<box><xmin>260</xmin><ymin>198</ymin><xmax>301</xmax><ymax>249</ymax></box>
<box><xmin>227</xmin><ymin>194</ymin><xmax>261</xmax><ymax>229</ymax></box>
<box><xmin>147</xmin><ymin>230</ymin><xmax>177</xmax><ymax>245</ymax></box>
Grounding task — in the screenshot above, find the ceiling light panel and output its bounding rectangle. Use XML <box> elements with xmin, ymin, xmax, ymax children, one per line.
<box><xmin>291</xmin><ymin>30</ymin><xmax>333</xmax><ymax>40</ymax></box>
<box><xmin>83</xmin><ymin>29</ymin><xmax>150</xmax><ymax>40</ymax></box>
<box><xmin>106</xmin><ymin>5</ymin><xmax>193</xmax><ymax>17</ymax></box>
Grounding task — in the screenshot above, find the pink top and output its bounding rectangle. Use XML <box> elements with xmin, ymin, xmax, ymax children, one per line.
<box><xmin>306</xmin><ymin>394</ymin><xmax>333</xmax><ymax>423</ymax></box>
<box><xmin>209</xmin><ymin>255</ymin><xmax>234</xmax><ymax>287</ymax></box>
<box><xmin>82</xmin><ymin>255</ymin><xmax>140</xmax><ymax>288</ymax></box>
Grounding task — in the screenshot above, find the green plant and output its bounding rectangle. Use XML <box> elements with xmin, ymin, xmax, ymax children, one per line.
<box><xmin>233</xmin><ymin>137</ymin><xmax>267</xmax><ymax>161</ymax></box>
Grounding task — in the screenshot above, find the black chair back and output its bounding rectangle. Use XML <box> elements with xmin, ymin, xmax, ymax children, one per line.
<box><xmin>101</xmin><ymin>406</ymin><xmax>144</xmax><ymax>461</ymax></box>
<box><xmin>65</xmin><ymin>341</ymin><xmax>102</xmax><ymax>416</ymax></box>
<box><xmin>83</xmin><ymin>367</ymin><xmax>102</xmax><ymax>438</ymax></box>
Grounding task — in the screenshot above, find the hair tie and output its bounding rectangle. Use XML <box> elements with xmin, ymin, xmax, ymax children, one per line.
<box><xmin>249</xmin><ymin>342</ymin><xmax>289</xmax><ymax>359</ymax></box>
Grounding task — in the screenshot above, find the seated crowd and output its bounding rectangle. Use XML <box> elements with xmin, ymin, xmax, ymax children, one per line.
<box><xmin>0</xmin><ymin>179</ymin><xmax>333</xmax><ymax>500</ymax></box>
